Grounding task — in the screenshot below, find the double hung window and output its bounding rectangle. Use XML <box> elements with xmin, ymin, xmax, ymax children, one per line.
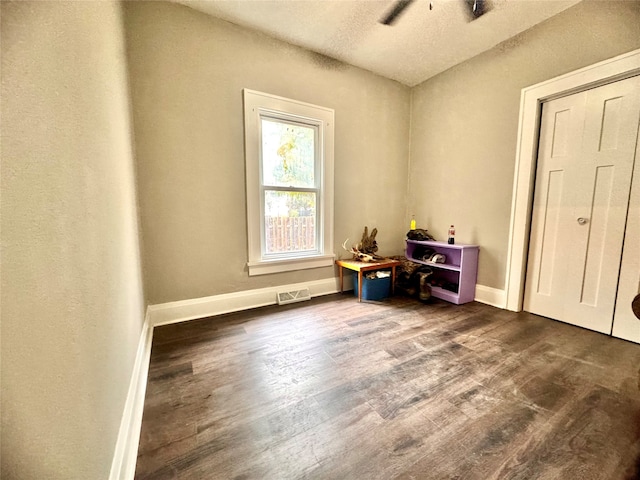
<box><xmin>243</xmin><ymin>90</ymin><xmax>334</xmax><ymax>276</ymax></box>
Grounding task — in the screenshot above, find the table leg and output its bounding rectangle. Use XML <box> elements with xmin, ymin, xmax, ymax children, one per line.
<box><xmin>358</xmin><ymin>271</ymin><xmax>363</xmax><ymax>302</ymax></box>
<box><xmin>339</xmin><ymin>266</ymin><xmax>344</xmax><ymax>293</ymax></box>
<box><xmin>391</xmin><ymin>265</ymin><xmax>396</xmax><ymax>295</ymax></box>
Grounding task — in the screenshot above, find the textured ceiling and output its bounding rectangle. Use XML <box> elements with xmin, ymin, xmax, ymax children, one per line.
<box><xmin>177</xmin><ymin>0</ymin><xmax>583</xmax><ymax>86</ymax></box>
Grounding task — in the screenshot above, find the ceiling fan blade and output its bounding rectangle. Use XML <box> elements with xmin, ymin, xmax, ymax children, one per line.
<box><xmin>380</xmin><ymin>0</ymin><xmax>416</xmax><ymax>25</ymax></box>
<box><xmin>471</xmin><ymin>0</ymin><xmax>485</xmax><ymax>17</ymax></box>
<box><xmin>465</xmin><ymin>0</ymin><xmax>487</xmax><ymax>20</ymax></box>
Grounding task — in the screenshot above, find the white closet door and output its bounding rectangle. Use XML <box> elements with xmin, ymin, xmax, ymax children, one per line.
<box><xmin>524</xmin><ymin>75</ymin><xmax>640</xmax><ymax>334</ymax></box>
<box><xmin>611</xmin><ymin>121</ymin><xmax>640</xmax><ymax>343</ymax></box>
<box><xmin>524</xmin><ymin>92</ymin><xmax>586</xmax><ymax>323</ymax></box>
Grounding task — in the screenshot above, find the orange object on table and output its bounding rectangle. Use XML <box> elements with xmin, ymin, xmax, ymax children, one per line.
<box><xmin>336</xmin><ymin>258</ymin><xmax>401</xmax><ymax>302</ymax></box>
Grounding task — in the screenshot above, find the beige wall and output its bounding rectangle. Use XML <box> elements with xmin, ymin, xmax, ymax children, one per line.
<box><xmin>409</xmin><ymin>0</ymin><xmax>640</xmax><ymax>289</ymax></box>
<box><xmin>124</xmin><ymin>1</ymin><xmax>411</xmax><ymax>305</ymax></box>
<box><xmin>1</xmin><ymin>0</ymin><xmax>638</xmax><ymax>476</ymax></box>
<box><xmin>1</xmin><ymin>2</ymin><xmax>145</xmax><ymax>479</ymax></box>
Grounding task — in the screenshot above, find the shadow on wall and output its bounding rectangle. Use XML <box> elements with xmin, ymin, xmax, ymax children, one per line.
<box><xmin>309</xmin><ymin>51</ymin><xmax>348</xmax><ymax>71</ymax></box>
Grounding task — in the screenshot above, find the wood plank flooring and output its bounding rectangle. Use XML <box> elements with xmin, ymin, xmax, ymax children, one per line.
<box><xmin>135</xmin><ymin>294</ymin><xmax>640</xmax><ymax>479</ymax></box>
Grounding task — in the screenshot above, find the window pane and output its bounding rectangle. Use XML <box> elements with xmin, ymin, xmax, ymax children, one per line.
<box><xmin>264</xmin><ymin>190</ymin><xmax>316</xmax><ymax>254</ymax></box>
<box><xmin>261</xmin><ymin>118</ymin><xmax>315</xmax><ymax>188</ymax></box>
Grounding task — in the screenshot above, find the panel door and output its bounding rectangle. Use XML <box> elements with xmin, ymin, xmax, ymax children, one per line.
<box><xmin>611</xmin><ymin>122</ymin><xmax>640</xmax><ymax>343</ymax></box>
<box><xmin>524</xmin><ymin>75</ymin><xmax>640</xmax><ymax>334</ymax></box>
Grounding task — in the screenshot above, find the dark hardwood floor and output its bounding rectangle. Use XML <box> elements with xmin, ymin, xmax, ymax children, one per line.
<box><xmin>135</xmin><ymin>294</ymin><xmax>640</xmax><ymax>479</ymax></box>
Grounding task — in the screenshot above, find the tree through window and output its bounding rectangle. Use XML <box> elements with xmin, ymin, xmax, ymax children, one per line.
<box><xmin>262</xmin><ymin>118</ymin><xmax>317</xmax><ymax>254</ymax></box>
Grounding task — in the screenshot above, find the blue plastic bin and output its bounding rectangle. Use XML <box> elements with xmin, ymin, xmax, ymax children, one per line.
<box><xmin>353</xmin><ymin>272</ymin><xmax>391</xmax><ymax>301</ymax></box>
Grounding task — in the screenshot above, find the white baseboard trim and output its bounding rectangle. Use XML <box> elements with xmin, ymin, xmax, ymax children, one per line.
<box><xmin>148</xmin><ymin>279</ymin><xmax>506</xmax><ymax>328</ymax></box>
<box><xmin>474</xmin><ymin>284</ymin><xmax>507</xmax><ymax>309</ymax></box>
<box><xmin>109</xmin><ymin>308</ymin><xmax>154</xmax><ymax>480</ymax></box>
<box><xmin>148</xmin><ymin>277</ymin><xmax>345</xmax><ymax>327</ymax></box>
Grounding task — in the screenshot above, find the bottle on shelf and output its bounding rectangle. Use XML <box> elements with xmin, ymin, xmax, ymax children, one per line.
<box><xmin>448</xmin><ymin>225</ymin><xmax>455</xmax><ymax>244</ymax></box>
<box><xmin>410</xmin><ymin>215</ymin><xmax>416</xmax><ymax>230</ymax></box>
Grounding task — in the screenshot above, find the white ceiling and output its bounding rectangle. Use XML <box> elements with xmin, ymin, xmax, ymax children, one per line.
<box><xmin>177</xmin><ymin>0</ymin><xmax>583</xmax><ymax>87</ymax></box>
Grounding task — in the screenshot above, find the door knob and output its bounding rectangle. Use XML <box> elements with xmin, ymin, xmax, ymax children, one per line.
<box><xmin>577</xmin><ymin>217</ymin><xmax>588</xmax><ymax>225</ymax></box>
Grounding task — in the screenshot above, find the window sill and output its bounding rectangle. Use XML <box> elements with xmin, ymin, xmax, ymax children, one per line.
<box><xmin>247</xmin><ymin>254</ymin><xmax>335</xmax><ymax>276</ymax></box>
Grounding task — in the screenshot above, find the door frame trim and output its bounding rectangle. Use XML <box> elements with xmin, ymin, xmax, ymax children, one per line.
<box><xmin>504</xmin><ymin>49</ymin><xmax>640</xmax><ymax>312</ymax></box>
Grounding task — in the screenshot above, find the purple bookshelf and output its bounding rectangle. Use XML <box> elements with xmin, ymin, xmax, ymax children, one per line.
<box><xmin>405</xmin><ymin>240</ymin><xmax>479</xmax><ymax>305</ymax></box>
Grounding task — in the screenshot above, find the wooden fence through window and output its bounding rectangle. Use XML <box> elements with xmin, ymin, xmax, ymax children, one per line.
<box><xmin>265</xmin><ymin>216</ymin><xmax>315</xmax><ymax>253</ymax></box>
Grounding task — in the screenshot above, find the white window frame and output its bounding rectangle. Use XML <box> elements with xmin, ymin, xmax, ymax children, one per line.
<box><xmin>243</xmin><ymin>89</ymin><xmax>335</xmax><ymax>276</ymax></box>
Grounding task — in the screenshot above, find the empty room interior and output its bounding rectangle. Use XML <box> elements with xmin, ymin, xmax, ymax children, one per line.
<box><xmin>2</xmin><ymin>0</ymin><xmax>640</xmax><ymax>479</ymax></box>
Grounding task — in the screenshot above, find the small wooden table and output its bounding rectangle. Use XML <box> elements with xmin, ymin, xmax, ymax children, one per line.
<box><xmin>336</xmin><ymin>258</ymin><xmax>401</xmax><ymax>302</ymax></box>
